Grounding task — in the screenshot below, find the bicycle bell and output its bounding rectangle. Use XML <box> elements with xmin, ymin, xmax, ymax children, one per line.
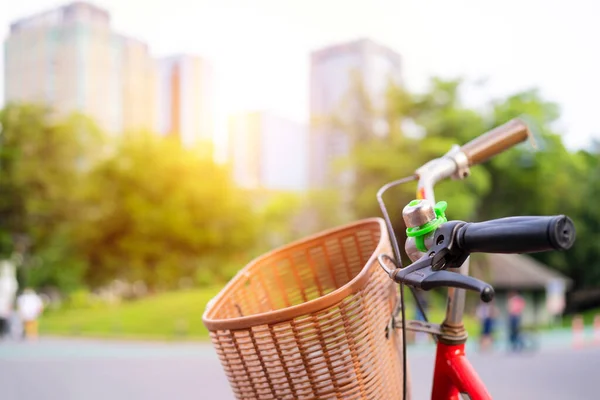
<box><xmin>403</xmin><ymin>199</ymin><xmax>448</xmax><ymax>261</ymax></box>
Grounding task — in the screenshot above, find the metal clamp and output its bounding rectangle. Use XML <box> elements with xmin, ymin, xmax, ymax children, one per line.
<box><xmin>400</xmin><ymin>319</ymin><xmax>443</xmax><ymax>335</ymax></box>
<box><xmin>443</xmin><ymin>145</ymin><xmax>471</xmax><ymax>180</ymax></box>
<box><xmin>391</xmin><ymin>317</ymin><xmax>468</xmax><ymax>343</ymax></box>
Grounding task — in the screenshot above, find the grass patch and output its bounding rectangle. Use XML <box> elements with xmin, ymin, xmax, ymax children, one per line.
<box><xmin>40</xmin><ymin>286</ymin><xmax>223</xmax><ymax>341</ymax></box>
<box><xmin>40</xmin><ymin>285</ymin><xmax>481</xmax><ymax>341</ymax></box>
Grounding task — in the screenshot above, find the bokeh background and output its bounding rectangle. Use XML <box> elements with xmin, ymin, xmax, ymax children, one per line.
<box><xmin>0</xmin><ymin>1</ymin><xmax>599</xmax><ymax>399</ymax></box>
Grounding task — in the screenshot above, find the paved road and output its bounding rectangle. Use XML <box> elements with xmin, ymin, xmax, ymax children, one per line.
<box><xmin>0</xmin><ymin>337</ymin><xmax>597</xmax><ymax>399</ymax></box>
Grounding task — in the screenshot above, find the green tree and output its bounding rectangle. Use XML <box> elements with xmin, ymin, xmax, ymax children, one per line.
<box><xmin>473</xmin><ymin>90</ymin><xmax>588</xmax><ymax>277</ymax></box>
<box><xmin>0</xmin><ymin>103</ymin><xmax>104</xmax><ymax>291</ymax></box>
<box><xmin>76</xmin><ymin>132</ymin><xmax>258</xmax><ymax>290</ymax></box>
<box><xmin>568</xmin><ymin>148</ymin><xmax>600</xmax><ymax>288</ymax></box>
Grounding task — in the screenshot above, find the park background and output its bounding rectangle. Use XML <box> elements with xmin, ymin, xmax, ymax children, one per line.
<box><xmin>0</xmin><ymin>0</ymin><xmax>599</xmax><ymax>350</ymax></box>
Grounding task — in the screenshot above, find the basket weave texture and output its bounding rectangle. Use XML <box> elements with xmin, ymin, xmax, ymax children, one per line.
<box><xmin>202</xmin><ymin>218</ymin><xmax>406</xmax><ymax>399</ymax></box>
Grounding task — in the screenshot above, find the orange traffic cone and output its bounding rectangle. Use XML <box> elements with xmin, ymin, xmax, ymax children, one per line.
<box><xmin>572</xmin><ymin>315</ymin><xmax>585</xmax><ymax>349</ymax></box>
<box><xmin>593</xmin><ymin>315</ymin><xmax>600</xmax><ymax>346</ymax></box>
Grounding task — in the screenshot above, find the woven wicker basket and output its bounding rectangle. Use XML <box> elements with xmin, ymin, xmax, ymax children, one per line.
<box><xmin>202</xmin><ymin>218</ymin><xmax>408</xmax><ymax>399</ymax></box>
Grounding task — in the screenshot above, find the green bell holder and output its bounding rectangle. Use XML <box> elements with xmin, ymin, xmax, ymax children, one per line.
<box><xmin>405</xmin><ymin>200</ymin><xmax>448</xmax><ymax>253</ymax></box>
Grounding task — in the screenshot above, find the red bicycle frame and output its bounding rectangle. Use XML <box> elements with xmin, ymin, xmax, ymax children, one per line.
<box><xmin>431</xmin><ymin>342</ymin><xmax>491</xmax><ymax>400</ymax></box>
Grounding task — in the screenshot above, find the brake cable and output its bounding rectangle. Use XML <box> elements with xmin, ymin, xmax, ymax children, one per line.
<box><xmin>376</xmin><ymin>175</ymin><xmax>434</xmax><ymax>400</ymax></box>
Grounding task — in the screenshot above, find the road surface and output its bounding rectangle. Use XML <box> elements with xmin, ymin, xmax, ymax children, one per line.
<box><xmin>0</xmin><ymin>337</ymin><xmax>597</xmax><ymax>399</ymax></box>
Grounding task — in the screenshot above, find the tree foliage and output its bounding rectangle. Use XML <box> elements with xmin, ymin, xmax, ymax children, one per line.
<box><xmin>333</xmin><ymin>76</ymin><xmax>600</xmax><ymax>289</ymax></box>
<box><xmin>2</xmin><ymin>73</ymin><xmax>600</xmax><ymax>296</ymax></box>
<box><xmin>75</xmin><ymin>132</ymin><xmax>258</xmax><ymax>290</ymax></box>
<box><xmin>0</xmin><ymin>104</ymin><xmax>103</xmax><ymax>291</ymax></box>
<box><xmin>0</xmin><ymin>106</ymin><xmax>259</xmax><ymax>293</ymax></box>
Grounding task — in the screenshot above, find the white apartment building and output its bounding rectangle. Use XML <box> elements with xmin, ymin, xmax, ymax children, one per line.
<box><xmin>155</xmin><ymin>55</ymin><xmax>215</xmax><ymax>149</ymax></box>
<box><xmin>309</xmin><ymin>38</ymin><xmax>403</xmax><ymax>189</ymax></box>
<box><xmin>228</xmin><ymin>111</ymin><xmax>308</xmax><ymax>191</ymax></box>
<box><xmin>4</xmin><ymin>2</ymin><xmax>156</xmax><ymax>134</ymax></box>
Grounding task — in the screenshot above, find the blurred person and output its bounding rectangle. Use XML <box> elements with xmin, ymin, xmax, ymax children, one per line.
<box><xmin>507</xmin><ymin>290</ymin><xmax>526</xmax><ymax>352</ymax></box>
<box><xmin>17</xmin><ymin>288</ymin><xmax>44</xmax><ymax>340</ymax></box>
<box><xmin>476</xmin><ymin>299</ymin><xmax>499</xmax><ymax>352</ymax></box>
<box><xmin>0</xmin><ymin>261</ymin><xmax>18</xmax><ymax>339</ymax></box>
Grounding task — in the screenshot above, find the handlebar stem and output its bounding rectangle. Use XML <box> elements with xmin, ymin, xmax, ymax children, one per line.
<box><xmin>411</xmin><ymin>147</ymin><xmax>471</xmax><ymax>342</ymax></box>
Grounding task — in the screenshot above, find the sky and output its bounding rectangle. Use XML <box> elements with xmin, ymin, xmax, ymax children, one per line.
<box><xmin>1</xmin><ymin>0</ymin><xmax>599</xmax><ymax>153</ymax></box>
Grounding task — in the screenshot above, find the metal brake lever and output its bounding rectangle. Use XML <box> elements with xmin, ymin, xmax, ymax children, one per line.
<box><xmin>395</xmin><ymin>264</ymin><xmax>495</xmax><ymax>302</ymax></box>
<box><xmin>378</xmin><ymin>253</ymin><xmax>435</xmax><ymax>280</ymax></box>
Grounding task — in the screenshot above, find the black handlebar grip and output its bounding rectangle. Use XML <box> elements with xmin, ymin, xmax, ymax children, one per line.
<box><xmin>455</xmin><ymin>215</ymin><xmax>576</xmax><ymax>254</ymax></box>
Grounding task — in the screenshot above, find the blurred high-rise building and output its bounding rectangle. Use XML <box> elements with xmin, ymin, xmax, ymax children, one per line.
<box><xmin>228</xmin><ymin>111</ymin><xmax>308</xmax><ymax>191</ymax></box>
<box><xmin>156</xmin><ymin>55</ymin><xmax>214</xmax><ymax>150</ymax></box>
<box><xmin>309</xmin><ymin>38</ymin><xmax>403</xmax><ymax>189</ymax></box>
<box><xmin>4</xmin><ymin>2</ymin><xmax>156</xmax><ymax>134</ymax></box>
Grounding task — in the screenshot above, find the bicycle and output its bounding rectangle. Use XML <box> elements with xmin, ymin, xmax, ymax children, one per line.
<box><xmin>203</xmin><ymin>118</ymin><xmax>576</xmax><ymax>400</ymax></box>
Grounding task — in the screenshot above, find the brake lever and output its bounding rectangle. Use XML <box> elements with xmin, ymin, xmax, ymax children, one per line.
<box><xmin>421</xmin><ymin>269</ymin><xmax>494</xmax><ymax>302</ymax></box>
<box><xmin>379</xmin><ymin>220</ymin><xmax>496</xmax><ymax>302</ymax></box>
<box><xmin>390</xmin><ymin>260</ymin><xmax>495</xmax><ymax>302</ymax></box>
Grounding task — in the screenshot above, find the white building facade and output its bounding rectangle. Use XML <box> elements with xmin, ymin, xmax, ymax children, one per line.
<box><xmin>228</xmin><ymin>111</ymin><xmax>308</xmax><ymax>191</ymax></box>
<box><xmin>309</xmin><ymin>38</ymin><xmax>403</xmax><ymax>189</ymax></box>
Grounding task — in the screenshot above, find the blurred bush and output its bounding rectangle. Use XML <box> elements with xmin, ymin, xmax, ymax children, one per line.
<box><xmin>66</xmin><ymin>288</ymin><xmax>100</xmax><ymax>310</ymax></box>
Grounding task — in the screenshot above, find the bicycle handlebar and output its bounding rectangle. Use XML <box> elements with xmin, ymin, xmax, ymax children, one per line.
<box><xmin>455</xmin><ymin>215</ymin><xmax>576</xmax><ymax>254</ymax></box>
<box><xmin>459</xmin><ymin>118</ymin><xmax>531</xmax><ymax>166</ymax></box>
<box><xmin>386</xmin><ymin>215</ymin><xmax>576</xmax><ymax>303</ymax></box>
